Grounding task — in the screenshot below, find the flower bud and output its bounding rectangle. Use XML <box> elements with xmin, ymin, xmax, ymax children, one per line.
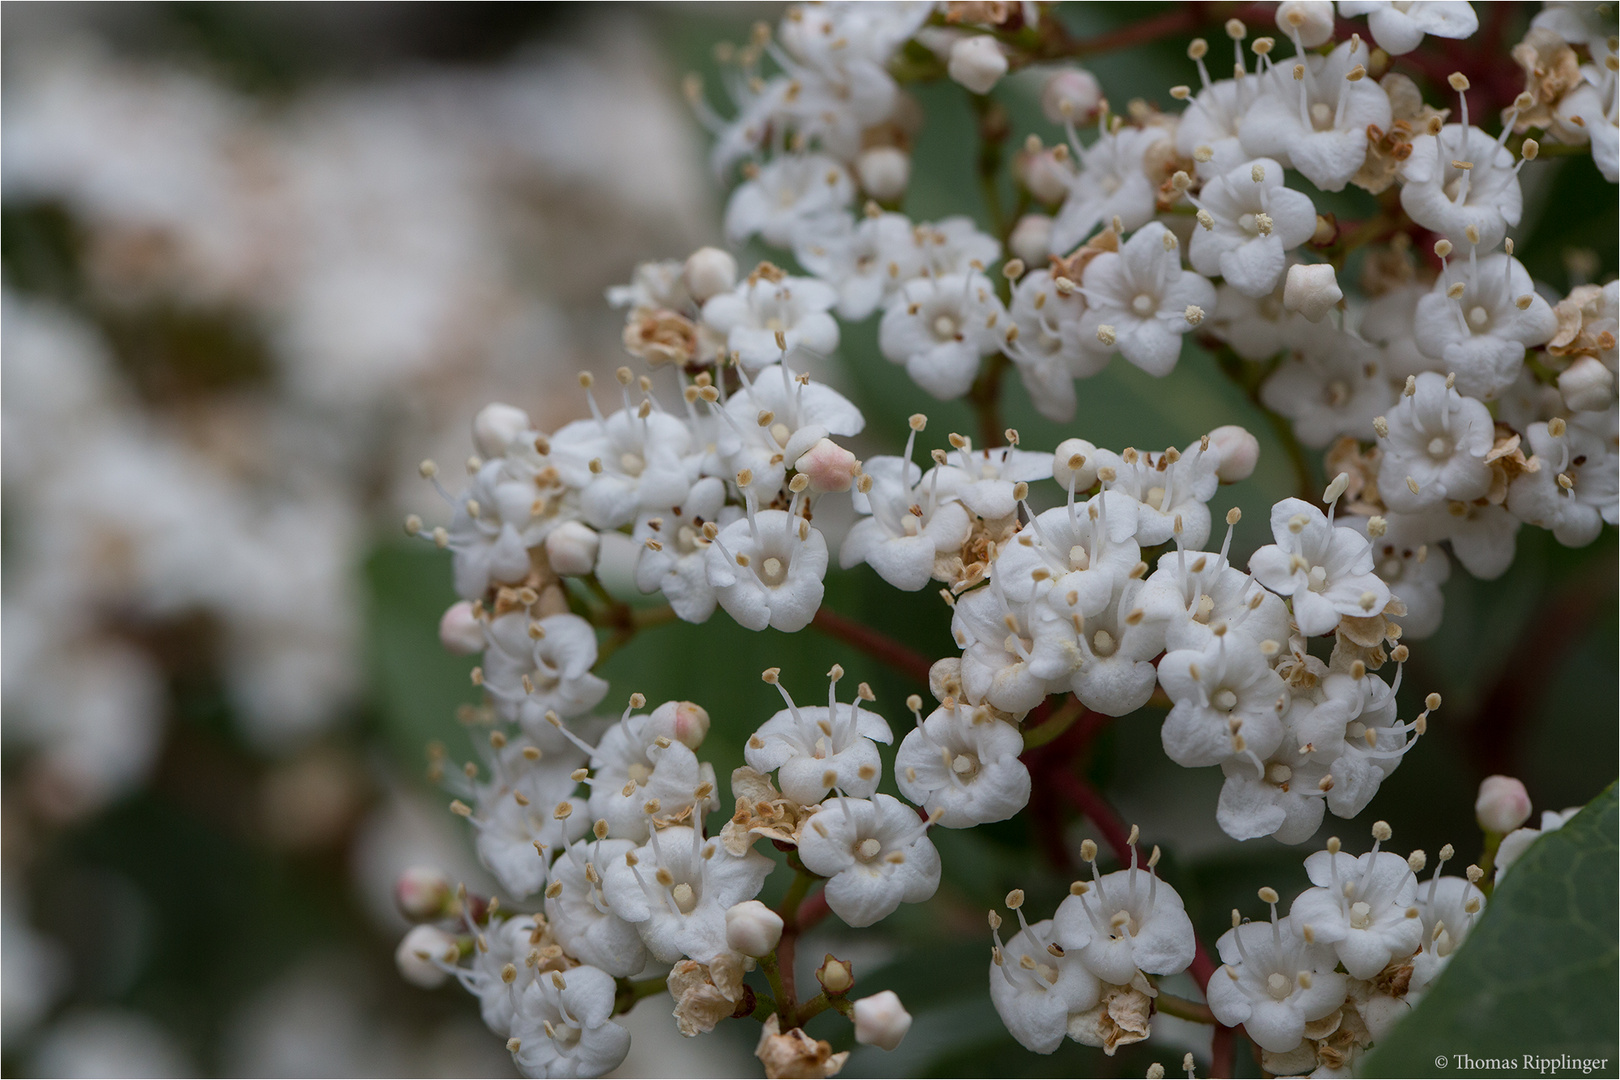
<box><xmin>544</xmin><ymin>520</ymin><xmax>600</xmax><ymax>577</ymax></box>
<box><xmin>395</xmin><ymin>924</ymin><xmax>458</xmax><ymax>989</ymax></box>
<box><xmin>947</xmin><ymin>35</ymin><xmax>1007</xmax><ymax>96</ymax></box>
<box><xmin>1276</xmin><ymin>1</ymin><xmax>1335</xmax><ymax>48</ymax></box>
<box><xmin>856</xmin><ymin>146</ymin><xmax>911</xmax><ymax>202</ymax></box>
<box><xmin>1009</xmin><ymin>214</ymin><xmax>1054</xmax><ymax>266</ymax></box>
<box><xmin>795</xmin><ymin>437</ymin><xmax>861</xmax><ymax>493</ymax></box>
<box><xmin>1207</xmin><ymin>424</ymin><xmax>1260</xmax><ymax>483</ymax></box>
<box><xmin>472</xmin><ymin>403</ymin><xmax>531</xmax><ymax>459</ymax></box>
<box><xmin>816</xmin><ymin>954</ymin><xmax>854</xmax><ymax>995</ymax></box>
<box><xmin>1283</xmin><ymin>262</ymin><xmax>1343</xmax><ymax>322</ymax></box>
<box><xmin>396</xmin><ymin>865</ymin><xmax>454</xmax><ymax>919</ymax></box>
<box><xmin>1475</xmin><ymin>775</ymin><xmax>1532</xmax><ymax>834</ymax></box>
<box><xmin>670</xmin><ymin>700</ymin><xmax>711</xmax><ymax>749</ymax></box>
<box><xmin>682</xmin><ymin>246</ymin><xmax>737</xmax><ymax>303</ymax></box>
<box><xmin>438</xmin><ymin>601</ymin><xmax>485</xmax><ymax>656</ymax></box>
<box><xmin>853</xmin><ymin>990</ymin><xmax>913</xmax><ymax>1051</ymax></box>
<box><xmin>1041</xmin><ymin>68</ymin><xmax>1102</xmax><ymax>124</ymax></box>
<box><xmin>725</xmin><ymin>900</ymin><xmax>784</xmax><ymax>957</ymax></box>
<box><xmin>1558</xmin><ymin>355</ymin><xmax>1614</xmax><ymax>412</ymax></box>
<box><xmin>1018</xmin><ymin>148</ymin><xmax>1072</xmax><ymax>206</ymax></box>
<box><xmin>1053</xmin><ymin>437</ymin><xmax>1100</xmax><ymax>491</ymax></box>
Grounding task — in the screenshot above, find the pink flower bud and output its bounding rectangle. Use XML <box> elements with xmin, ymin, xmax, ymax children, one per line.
<box><xmin>1475</xmin><ymin>775</ymin><xmax>1532</xmax><ymax>834</ymax></box>
<box><xmin>395</xmin><ymin>865</ymin><xmax>453</xmax><ymax>920</ymax></box>
<box><xmin>795</xmin><ymin>437</ymin><xmax>860</xmax><ymax>493</ymax></box>
<box><xmin>670</xmin><ymin>700</ymin><xmax>711</xmax><ymax>749</ymax></box>
<box><xmin>725</xmin><ymin>900</ymin><xmax>784</xmax><ymax>957</ymax></box>
<box><xmin>1041</xmin><ymin>68</ymin><xmax>1102</xmax><ymax>125</ymax></box>
<box><xmin>853</xmin><ymin>990</ymin><xmax>913</xmax><ymax>1051</ymax></box>
<box><xmin>1207</xmin><ymin>424</ymin><xmax>1260</xmax><ymax>483</ymax></box>
<box><xmin>437</xmin><ymin>601</ymin><xmax>484</xmax><ymax>655</ymax></box>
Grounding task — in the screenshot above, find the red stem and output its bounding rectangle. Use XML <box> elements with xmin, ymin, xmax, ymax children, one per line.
<box><xmin>809</xmin><ymin>606</ymin><xmax>934</xmax><ymax>686</ymax></box>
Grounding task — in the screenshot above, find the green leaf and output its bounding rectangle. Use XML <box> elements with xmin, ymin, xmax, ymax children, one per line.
<box><xmin>1359</xmin><ymin>783</ymin><xmax>1619</xmax><ymax>1077</ymax></box>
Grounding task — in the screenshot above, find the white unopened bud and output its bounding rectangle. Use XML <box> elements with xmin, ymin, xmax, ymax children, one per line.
<box><xmin>725</xmin><ymin>900</ymin><xmax>784</xmax><ymax>957</ymax></box>
<box><xmin>1475</xmin><ymin>775</ymin><xmax>1533</xmax><ymax>834</ymax></box>
<box><xmin>856</xmin><ymin>146</ymin><xmax>911</xmax><ymax>201</ymax></box>
<box><xmin>1009</xmin><ymin>214</ymin><xmax>1054</xmax><ymax>265</ymax></box>
<box><xmin>670</xmin><ymin>700</ymin><xmax>711</xmax><ymax>749</ymax></box>
<box><xmin>1276</xmin><ymin>1</ymin><xmax>1335</xmax><ymax>47</ymax></box>
<box><xmin>795</xmin><ymin>437</ymin><xmax>861</xmax><ymax>493</ymax></box>
<box><xmin>853</xmin><ymin>990</ymin><xmax>913</xmax><ymax>1051</ymax></box>
<box><xmin>947</xmin><ymin>35</ymin><xmax>1008</xmax><ymax>96</ymax></box>
<box><xmin>1019</xmin><ymin>148</ymin><xmax>1073</xmax><ymax>205</ymax></box>
<box><xmin>396</xmin><ymin>865</ymin><xmax>454</xmax><ymax>920</ymax></box>
<box><xmin>1283</xmin><ymin>262</ymin><xmax>1343</xmax><ymax>322</ymax></box>
<box><xmin>683</xmin><ymin>246</ymin><xmax>737</xmax><ymax>303</ymax></box>
<box><xmin>1558</xmin><ymin>355</ymin><xmax>1614</xmax><ymax>412</ymax></box>
<box><xmin>438</xmin><ymin>601</ymin><xmax>485</xmax><ymax>656</ymax></box>
<box><xmin>396</xmin><ymin>924</ymin><xmax>457</xmax><ymax>989</ymax></box>
<box><xmin>1041</xmin><ymin>68</ymin><xmax>1103</xmax><ymax>124</ymax></box>
<box><xmin>1207</xmin><ymin>424</ymin><xmax>1260</xmax><ymax>483</ymax></box>
<box><xmin>1053</xmin><ymin>437</ymin><xmax>1100</xmax><ymax>491</ymax></box>
<box><xmin>472</xmin><ymin>403</ymin><xmax>532</xmax><ymax>459</ymax></box>
<box><xmin>544</xmin><ymin>520</ymin><xmax>600</xmax><ymax>577</ymax></box>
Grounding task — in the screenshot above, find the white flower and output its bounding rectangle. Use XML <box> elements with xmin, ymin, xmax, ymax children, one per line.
<box><xmin>718</xmin><ymin>362</ymin><xmax>864</xmax><ymax>502</ymax></box>
<box><xmin>992</xmin><ymin>494</ymin><xmax>1142</xmax><ymax>619</ymax></box>
<box><xmin>1068</xmin><ymin>577</ymin><xmax>1166</xmax><ymax>716</ymax></box>
<box><xmin>793</xmin><ymin>211</ymin><xmax>923</xmax><ymax>320</ymax></box>
<box><xmin>1289</xmin><ymin>840</ymin><xmax>1423</xmax><ymax>979</ymax></box>
<box><xmin>508</xmin><ymin>966</ymin><xmax>632</xmax><ymax>1079</ymax></box>
<box><xmin>1338</xmin><ymin>1</ymin><xmax>1479</xmax><ymax>55</ymax></box>
<box><xmin>1375</xmin><ymin>372</ymin><xmax>1495</xmax><ymax>513</ymax></box>
<box><xmin>724</xmin><ymin>154</ymin><xmax>854</xmax><ymax>248</ymax></box>
<box><xmin>1240</xmin><ymin>38</ymin><xmax>1393</xmax><ymax>192</ymax></box>
<box><xmin>894</xmin><ymin>701</ymin><xmax>1031</xmax><ymax>827</ymax></box>
<box><xmin>913</xmin><ymin>216</ymin><xmax>1003</xmax><ymax>278</ymax></box>
<box><xmin>1313</xmin><ymin>671</ymin><xmax>1427</xmax><ymax>820</ymax></box>
<box><xmin>853</xmin><ymin>990</ymin><xmax>913</xmax><ymax>1051</ymax></box>
<box><xmin>601</xmin><ymin>824</ymin><xmax>772</xmax><ymax>965</ymax></box>
<box><xmin>988</xmin><ymin>913</ymin><xmax>1102</xmax><ymax>1054</ymax></box>
<box><xmin>1138</xmin><ymin>536</ymin><xmax>1292</xmax><ymax>653</ymax></box>
<box><xmin>1278</xmin><ymin>1</ymin><xmax>1337</xmax><ymax>47</ymax></box>
<box><xmin>1399</xmin><ymin>125</ymin><xmax>1522</xmax><ymax>249</ymax></box>
<box><xmin>1216</xmin><ymin>741</ymin><xmax>1333</xmax><ymax>843</ymax></box>
<box><xmin>633</xmin><ymin>477</ymin><xmax>736</xmax><ymax>624</ymax></box>
<box><xmin>1259</xmin><ymin>328</ymin><xmax>1393</xmax><ymax>449</ymax></box>
<box><xmin>1187</xmin><ymin>159</ymin><xmax>1318</xmax><ymax>298</ymax></box>
<box><xmin>1048</xmin><ymin>125</ymin><xmax>1168</xmax><ymax>255</ymax></box>
<box><xmin>1282</xmin><ymin>262</ymin><xmax>1343</xmax><ymax>322</ymax></box>
<box><xmin>1413</xmin><ymin>869</ymin><xmax>1484</xmax><ymax>990</ymax></box>
<box><xmin>1078</xmin><ymin>223</ymin><xmax>1216</xmax><ymax>377</ymax></box>
<box><xmin>1091</xmin><ymin>439</ymin><xmax>1221</xmax><ymax>547</ymax></box>
<box><xmin>1249</xmin><ymin>497</ymin><xmax>1392</xmax><ymax>636</ymax></box>
<box><xmin>441</xmin><ymin>454</ymin><xmax>564</xmax><ymax>600</ymax></box>
<box><xmin>951</xmin><ymin>581</ymin><xmax>1079</xmax><ymax>714</ymax></box>
<box><xmin>704</xmin><ymin>498</ymin><xmax>829</xmax><ymax>632</ymax></box>
<box><xmin>396</xmin><ymin>925</ymin><xmax>458</xmax><ymax>989</ymax></box>
<box><xmin>931</xmin><ymin>440</ymin><xmax>1054</xmax><ymax>522</ymax></box>
<box><xmin>1207</xmin><ymin>915</ymin><xmax>1348</xmax><ymax>1053</ymax></box>
<box><xmin>948</xmin><ymin>35</ymin><xmax>1008</xmax><ymax>95</ymax></box>
<box><xmin>1053</xmin><ymin>847</ymin><xmax>1198</xmax><ymax>984</ymax></box>
<box><xmin>587</xmin><ymin>700</ymin><xmax>719</xmax><ymax>841</ymax></box>
<box><xmin>700</xmin><ymin>272</ymin><xmax>841</xmax><ymax>371</ymax></box>
<box><xmin>1360</xmin><ymin>283</ymin><xmax>1444</xmax><ymax>381</ymax></box>
<box><xmin>879</xmin><ymin>272</ymin><xmax>1007</xmax><ymax>399</ymax></box>
<box><xmin>1435</xmin><ymin>499</ymin><xmax>1521</xmax><ymax>579</ymax></box>
<box><xmin>724</xmin><ymin>900</ymin><xmax>784</xmax><ymax>958</ymax></box>
<box><xmin>1001</xmin><ymin>269</ymin><xmax>1106</xmax><ymax>423</ymax></box>
<box><xmin>481</xmin><ymin>612</ymin><xmax>610</xmax><ymax>734</ymax></box>
<box><xmin>545</xmin><ymin>837</ymin><xmax>651</xmax><ymax>978</ymax></box>
<box><xmin>842</xmin><ymin>447</ymin><xmax>973</xmax><ymax>592</ymax></box>
<box><xmin>744</xmin><ymin>666</ymin><xmax>894</xmax><ymax>806</ymax></box>
<box><xmin>1413</xmin><ymin>250</ymin><xmax>1558</xmax><ymax>401</ymax></box>
<box><xmin>1208</xmin><ymin>279</ymin><xmax>1314</xmax><ymax>361</ymax></box>
<box><xmin>1358</xmin><ymin>514</ymin><xmax>1451</xmax><ymax>639</ymax></box>
<box><xmin>798</xmin><ymin>794</ymin><xmax>941</xmax><ymax>927</ymax></box>
<box><xmin>1506</xmin><ymin>410</ymin><xmax>1620</xmax><ymax>546</ymax></box>
<box><xmin>551</xmin><ymin>402</ymin><xmax>695</xmax><ymax>532</ymax></box>
<box><xmin>1158</xmin><ymin>635</ymin><xmax>1290</xmax><ymax>768</ymax></box>
<box><xmin>461</xmin><ymin>915</ymin><xmax>547</xmax><ymax>1035</ymax></box>
<box><xmin>1176</xmin><ymin>63</ymin><xmax>1268</xmax><ymax>177</ymax></box>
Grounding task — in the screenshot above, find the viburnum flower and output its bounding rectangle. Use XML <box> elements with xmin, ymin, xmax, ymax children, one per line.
<box><xmin>459</xmin><ymin>914</ymin><xmax>549</xmax><ymax>1036</ymax></box>
<box><xmin>1249</xmin><ymin>494</ymin><xmax>1392</xmax><ymax>635</ymax></box>
<box><xmin>703</xmin><ymin>491</ymin><xmax>828</xmax><ymax>632</ymax></box>
<box><xmin>1375</xmin><ymin>372</ymin><xmax>1495</xmax><ymax>513</ymax></box>
<box><xmin>1158</xmin><ymin>632</ymin><xmax>1290</xmax><ymax>769</ymax></box>
<box><xmin>633</xmin><ymin>476</ymin><xmax>736</xmax><ymax>623</ymax></box>
<box><xmin>1288</xmin><ymin>827</ymin><xmax>1424</xmax><ymax>979</ymax></box>
<box><xmin>480</xmin><ymin>612</ymin><xmax>609</xmax><ymax>736</ymax></box>
<box><xmin>879</xmin><ymin>271</ymin><xmax>1007</xmax><ymax>399</ymax></box>
<box><xmin>1187</xmin><ymin>159</ymin><xmax>1318</xmax><ymax>298</ymax></box>
<box><xmin>600</xmin><ymin>824</ymin><xmax>772</xmax><ymax>965</ymax></box>
<box><xmin>718</xmin><ymin>362</ymin><xmax>865</xmax><ymax>501</ymax></box>
<box><xmin>1090</xmin><ymin>439</ymin><xmax>1220</xmax><ymax>547</ymax></box>
<box><xmin>1413</xmin><ymin>247</ymin><xmax>1558</xmax><ymax>401</ymax></box>
<box><xmin>550</xmin><ymin>392</ymin><xmax>695</xmax><ymax>531</ymax></box>
<box><xmin>950</xmin><ymin>581</ymin><xmax>1079</xmax><ymax>714</ymax></box>
<box><xmin>586</xmin><ymin>699</ymin><xmax>718</xmax><ymax>840</ymax></box>
<box><xmin>842</xmin><ymin>443</ymin><xmax>973</xmax><ymax>591</ymax></box>
<box><xmin>1260</xmin><ymin>329</ymin><xmax>1394</xmax><ymax>449</ymax></box>
<box><xmin>1175</xmin><ymin>39</ymin><xmax>1270</xmax><ymax>176</ymax></box>
<box><xmin>507</xmin><ymin>966</ymin><xmax>632</xmax><ymax>1079</ymax></box>
<box><xmin>1507</xmin><ymin>409</ymin><xmax>1620</xmax><ymax>546</ymax></box>
<box><xmin>1207</xmin><ymin>897</ymin><xmax>1348</xmax><ymax>1053</ymax></box>
<box><xmin>1338</xmin><ymin>0</ymin><xmax>1480</xmax><ymax>56</ymax></box>
<box><xmin>931</xmin><ymin>438</ymin><xmax>1055</xmax><ymax>523</ymax></box>
<box><xmin>1240</xmin><ymin>38</ymin><xmax>1392</xmax><ymax>192</ymax></box>
<box><xmin>1001</xmin><ymin>268</ymin><xmax>1105</xmax><ymax>423</ymax></box>
<box><xmin>545</xmin><ymin>836</ymin><xmax>651</xmax><ymax>978</ymax></box>
<box><xmin>700</xmin><ymin>270</ymin><xmax>841</xmax><ymax>372</ymax></box>
<box><xmin>1068</xmin><ymin>577</ymin><xmax>1167</xmax><ymax>716</ymax></box>
<box><xmin>987</xmin><ymin>908</ymin><xmax>1102</xmax><ymax>1055</ymax></box>
<box><xmin>1357</xmin><ymin>514</ymin><xmax>1451</xmax><ymax>639</ymax></box>
<box><xmin>1208</xmin><ymin>278</ymin><xmax>1315</xmax><ymax>361</ymax></box>
<box><xmin>894</xmin><ymin>700</ymin><xmax>1031</xmax><ymax>827</ymax></box>
<box><xmin>992</xmin><ymin>491</ymin><xmax>1142</xmax><ymax>618</ymax></box>
<box><xmin>744</xmin><ymin>666</ymin><xmax>893</xmax><ymax>806</ymax></box>
<box><xmin>437</xmin><ymin>453</ymin><xmax>568</xmax><ymax>600</ymax></box>
<box><xmin>1216</xmin><ymin>740</ymin><xmax>1334</xmax><ymax>843</ymax></box>
<box><xmin>912</xmin><ymin>216</ymin><xmax>1003</xmax><ymax>278</ymax></box>
<box><xmin>1312</xmin><ymin>672</ymin><xmax>1429</xmax><ymax>821</ymax></box>
<box><xmin>1399</xmin><ymin>123</ymin><xmax>1524</xmax><ymax>250</ymax></box>
<box><xmin>793</xmin><ymin>210</ymin><xmax>923</xmax><ymax>320</ymax></box>
<box><xmin>1411</xmin><ymin>846</ymin><xmax>1485</xmax><ymax>989</ymax></box>
<box><xmin>1053</xmin><ymin>839</ymin><xmax>1197</xmax><ymax>984</ymax></box>
<box><xmin>1077</xmin><ymin>222</ymin><xmax>1217</xmax><ymax>377</ymax></box>
<box><xmin>1048</xmin><ymin>124</ymin><xmax>1168</xmax><ymax>255</ymax></box>
<box><xmin>797</xmin><ymin>794</ymin><xmax>942</xmax><ymax>927</ymax></box>
<box><xmin>1139</xmin><ymin>525</ymin><xmax>1292</xmax><ymax>653</ymax></box>
<box><xmin>467</xmin><ymin>755</ymin><xmax>588</xmax><ymax>899</ymax></box>
<box><xmin>724</xmin><ymin>153</ymin><xmax>854</xmax><ymax>248</ymax></box>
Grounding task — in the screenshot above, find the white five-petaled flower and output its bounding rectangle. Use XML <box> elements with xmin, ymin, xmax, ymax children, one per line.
<box><xmin>703</xmin><ymin>492</ymin><xmax>828</xmax><ymax>633</ymax></box>
<box><xmin>545</xmin><ymin>836</ymin><xmax>651</xmax><ymax>978</ymax></box>
<box><xmin>701</xmin><ymin>273</ymin><xmax>841</xmax><ymax>372</ymax></box>
<box><xmin>1048</xmin><ymin>123</ymin><xmax>1168</xmax><ymax>255</ymax></box>
<box><xmin>895</xmin><ymin>700</ymin><xmax>1031</xmax><ymax>828</ymax></box>
<box><xmin>481</xmin><ymin>612</ymin><xmax>610</xmax><ymax>739</ymax></box>
<box><xmin>717</xmin><ymin>362</ymin><xmax>865</xmax><ymax>502</ymax></box>
<box><xmin>1507</xmin><ymin>408</ymin><xmax>1620</xmax><ymax>547</ymax></box>
<box><xmin>1375</xmin><ymin>371</ymin><xmax>1495</xmax><ymax>513</ymax></box>
<box><xmin>842</xmin><ymin>444</ymin><xmax>973</xmax><ymax>591</ymax></box>
<box><xmin>1240</xmin><ymin>37</ymin><xmax>1393</xmax><ymax>192</ymax></box>
<box><xmin>744</xmin><ymin>666</ymin><xmax>894</xmax><ymax>806</ymax></box>
<box><xmin>633</xmin><ymin>477</ymin><xmax>736</xmax><ymax>624</ymax></box>
<box><xmin>1399</xmin><ymin>124</ymin><xmax>1523</xmax><ymax>250</ymax></box>
<box><xmin>1187</xmin><ymin>159</ymin><xmax>1318</xmax><ymax>298</ymax></box>
<box><xmin>1158</xmin><ymin>634</ymin><xmax>1291</xmax><ymax>768</ymax></box>
<box><xmin>1077</xmin><ymin>222</ymin><xmax>1217</xmax><ymax>377</ymax></box>
<box><xmin>1052</xmin><ymin>843</ymin><xmax>1198</xmax><ymax>984</ymax></box>
<box><xmin>1289</xmin><ymin>837</ymin><xmax>1423</xmax><ymax>979</ymax></box>
<box><xmin>793</xmin><ymin>211</ymin><xmax>924</xmax><ymax>320</ymax></box>
<box><xmin>551</xmin><ymin>397</ymin><xmax>696</xmax><ymax>531</ymax></box>
<box><xmin>878</xmin><ymin>272</ymin><xmax>1008</xmax><ymax>399</ymax></box>
<box><xmin>1414</xmin><ymin>249</ymin><xmax>1558</xmax><ymax>401</ymax></box>
<box><xmin>1249</xmin><ymin>496</ymin><xmax>1392</xmax><ymax>636</ymax></box>
<box><xmin>724</xmin><ymin>153</ymin><xmax>854</xmax><ymax>248</ymax></box>
<box><xmin>1090</xmin><ymin>439</ymin><xmax>1221</xmax><ymax>547</ymax></box>
<box><xmin>1206</xmin><ymin>907</ymin><xmax>1348</xmax><ymax>1053</ymax></box>
<box><xmin>1259</xmin><ymin>328</ymin><xmax>1394</xmax><ymax>449</ymax></box>
<box><xmin>1001</xmin><ymin>268</ymin><xmax>1106</xmax><ymax>423</ymax></box>
<box><xmin>507</xmin><ymin>965</ymin><xmax>633</xmax><ymax>1079</ymax></box>
<box><xmin>797</xmin><ymin>793</ymin><xmax>942</xmax><ymax>927</ymax></box>
<box><xmin>586</xmin><ymin>699</ymin><xmax>718</xmax><ymax>840</ymax></box>
<box><xmin>987</xmin><ymin>912</ymin><xmax>1102</xmax><ymax>1054</ymax></box>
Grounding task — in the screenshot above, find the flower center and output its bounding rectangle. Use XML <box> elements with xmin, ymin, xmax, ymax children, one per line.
<box><xmin>856</xmin><ymin>837</ymin><xmax>883</xmax><ymax>862</ymax></box>
<box><xmin>951</xmin><ymin>753</ymin><xmax>979</xmax><ymax>779</ymax></box>
<box><xmin>627</xmin><ymin>761</ymin><xmax>652</xmax><ymax>786</ymax></box>
<box><xmin>1428</xmin><ymin>436</ymin><xmax>1452</xmax><ymax>457</ymax></box>
<box><xmin>1267</xmin><ymin>971</ymin><xmax>1292</xmax><ymax>1000</ymax></box>
<box><xmin>1310</xmin><ymin>101</ymin><xmax>1334</xmax><ymax>130</ymax></box>
<box><xmin>620</xmin><ymin>451</ymin><xmax>646</xmax><ymax>476</ymax></box>
<box><xmin>1467</xmin><ymin>305</ymin><xmax>1490</xmax><ymax>329</ymax></box>
<box><xmin>759</xmin><ymin>556</ymin><xmax>787</xmax><ymax>585</ymax></box>
<box><xmin>1326</xmin><ymin>380</ymin><xmax>1350</xmax><ymax>407</ymax></box>
<box><xmin>1266</xmin><ymin>763</ymin><xmax>1293</xmax><ymax>784</ymax></box>
<box><xmin>1131</xmin><ymin>294</ymin><xmax>1156</xmax><ymax>316</ymax></box>
<box><xmin>933</xmin><ymin>314</ymin><xmax>959</xmax><ymax>340</ymax></box>
<box><xmin>1213</xmin><ymin>688</ymin><xmax>1239</xmax><ymax>712</ymax></box>
<box><xmin>1349</xmin><ymin>900</ymin><xmax>1373</xmax><ymax>929</ymax></box>
<box><xmin>672</xmin><ymin>881</ymin><xmax>698</xmax><ymax>914</ymax></box>
<box><xmin>1091</xmin><ymin>629</ymin><xmax>1117</xmax><ymax>656</ymax></box>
